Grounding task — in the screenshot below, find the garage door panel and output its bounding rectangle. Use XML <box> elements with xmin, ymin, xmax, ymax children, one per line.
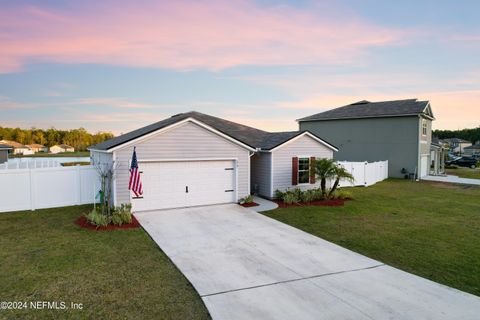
<box><xmin>132</xmin><ymin>160</ymin><xmax>236</xmax><ymax>212</ymax></box>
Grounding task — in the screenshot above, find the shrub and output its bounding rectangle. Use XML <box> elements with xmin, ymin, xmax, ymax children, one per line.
<box><xmin>334</xmin><ymin>189</ymin><xmax>353</xmax><ymax>200</ymax></box>
<box><xmin>244</xmin><ymin>194</ymin><xmax>254</xmax><ymax>204</ymax></box>
<box><xmin>86</xmin><ymin>208</ymin><xmax>110</xmax><ymax>227</ymax></box>
<box><xmin>112</xmin><ymin>204</ymin><xmax>133</xmax><ymax>225</ymax></box>
<box><xmin>283</xmin><ymin>192</ymin><xmax>299</xmax><ymax>204</ymax></box>
<box><xmin>274</xmin><ymin>189</ymin><xmax>285</xmax><ymax>199</ymax></box>
<box><xmin>301</xmin><ymin>189</ymin><xmax>317</xmax><ymax>203</ymax></box>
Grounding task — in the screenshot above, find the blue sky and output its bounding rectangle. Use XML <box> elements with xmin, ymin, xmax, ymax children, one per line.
<box><xmin>0</xmin><ymin>0</ymin><xmax>479</xmax><ymax>134</ymax></box>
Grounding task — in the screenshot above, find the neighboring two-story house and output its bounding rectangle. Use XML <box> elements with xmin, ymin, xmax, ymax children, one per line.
<box><xmin>298</xmin><ymin>99</ymin><xmax>437</xmax><ymax>178</ymax></box>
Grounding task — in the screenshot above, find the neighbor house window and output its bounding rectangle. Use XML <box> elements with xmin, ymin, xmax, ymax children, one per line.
<box><xmin>298</xmin><ymin>157</ymin><xmax>310</xmax><ymax>184</ymax></box>
<box><xmin>422</xmin><ymin>120</ymin><xmax>428</xmax><ymax>136</ymax></box>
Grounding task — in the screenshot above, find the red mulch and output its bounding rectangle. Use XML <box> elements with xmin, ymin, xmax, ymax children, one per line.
<box><xmin>75</xmin><ymin>215</ymin><xmax>140</xmax><ymax>231</ymax></box>
<box><xmin>240</xmin><ymin>202</ymin><xmax>260</xmax><ymax>208</ymax></box>
<box><xmin>274</xmin><ymin>199</ymin><xmax>347</xmax><ymax>208</ymax></box>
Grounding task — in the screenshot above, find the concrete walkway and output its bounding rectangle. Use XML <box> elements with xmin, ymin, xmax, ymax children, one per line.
<box><xmin>135</xmin><ymin>204</ymin><xmax>480</xmax><ymax>320</ymax></box>
<box><xmin>423</xmin><ymin>174</ymin><xmax>480</xmax><ymax>186</ymax></box>
<box><xmin>251</xmin><ymin>196</ymin><xmax>278</xmax><ymax>212</ymax></box>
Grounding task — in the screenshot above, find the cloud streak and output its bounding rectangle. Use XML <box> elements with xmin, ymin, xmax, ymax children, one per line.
<box><xmin>0</xmin><ymin>0</ymin><xmax>406</xmax><ymax>73</ymax></box>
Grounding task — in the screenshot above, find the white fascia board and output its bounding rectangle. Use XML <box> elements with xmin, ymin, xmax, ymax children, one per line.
<box><xmin>107</xmin><ymin>118</ymin><xmax>256</xmax><ymax>153</ymax></box>
<box><xmin>268</xmin><ymin>132</ymin><xmax>338</xmax><ymax>153</ymax></box>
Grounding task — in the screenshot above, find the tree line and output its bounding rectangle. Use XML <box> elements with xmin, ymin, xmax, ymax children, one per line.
<box><xmin>433</xmin><ymin>127</ymin><xmax>480</xmax><ymax>145</ymax></box>
<box><xmin>0</xmin><ymin>127</ymin><xmax>114</xmax><ymax>151</ymax></box>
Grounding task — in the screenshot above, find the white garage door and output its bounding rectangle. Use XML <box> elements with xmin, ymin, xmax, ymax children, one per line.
<box><xmin>132</xmin><ymin>160</ymin><xmax>236</xmax><ymax>212</ymax></box>
<box><xmin>420</xmin><ymin>155</ymin><xmax>429</xmax><ymax>178</ymax></box>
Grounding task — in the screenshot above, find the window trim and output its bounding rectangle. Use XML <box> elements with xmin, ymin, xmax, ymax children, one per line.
<box><xmin>422</xmin><ymin>120</ymin><xmax>428</xmax><ymax>136</ymax></box>
<box><xmin>297</xmin><ymin>156</ymin><xmax>311</xmax><ymax>185</ymax></box>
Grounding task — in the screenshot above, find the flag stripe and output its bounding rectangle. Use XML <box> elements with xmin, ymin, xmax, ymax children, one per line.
<box><xmin>128</xmin><ymin>148</ymin><xmax>143</xmax><ymax>197</ymax></box>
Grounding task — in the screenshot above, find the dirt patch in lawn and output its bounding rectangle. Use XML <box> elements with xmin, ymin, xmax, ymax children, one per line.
<box><xmin>75</xmin><ymin>215</ymin><xmax>140</xmax><ymax>231</ymax></box>
<box><xmin>240</xmin><ymin>202</ymin><xmax>259</xmax><ymax>208</ymax></box>
<box><xmin>274</xmin><ymin>199</ymin><xmax>346</xmax><ymax>208</ymax></box>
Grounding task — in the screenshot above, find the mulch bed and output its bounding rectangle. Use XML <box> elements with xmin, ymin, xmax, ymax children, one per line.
<box><xmin>75</xmin><ymin>215</ymin><xmax>140</xmax><ymax>231</ymax></box>
<box><xmin>240</xmin><ymin>202</ymin><xmax>260</xmax><ymax>208</ymax></box>
<box><xmin>274</xmin><ymin>199</ymin><xmax>347</xmax><ymax>208</ymax></box>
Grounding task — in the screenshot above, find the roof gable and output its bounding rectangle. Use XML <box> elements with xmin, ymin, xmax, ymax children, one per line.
<box><xmin>298</xmin><ymin>99</ymin><xmax>433</xmax><ymax>122</ymax></box>
<box><xmin>89</xmin><ymin>111</ymin><xmax>337</xmax><ymax>152</ymax></box>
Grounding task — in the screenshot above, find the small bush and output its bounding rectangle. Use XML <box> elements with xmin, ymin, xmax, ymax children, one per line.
<box><xmin>112</xmin><ymin>204</ymin><xmax>133</xmax><ymax>225</ymax></box>
<box><xmin>244</xmin><ymin>194</ymin><xmax>254</xmax><ymax>204</ymax></box>
<box><xmin>334</xmin><ymin>189</ymin><xmax>353</xmax><ymax>200</ymax></box>
<box><xmin>301</xmin><ymin>189</ymin><xmax>317</xmax><ymax>203</ymax></box>
<box><xmin>86</xmin><ymin>208</ymin><xmax>110</xmax><ymax>227</ymax></box>
<box><xmin>274</xmin><ymin>189</ymin><xmax>285</xmax><ymax>199</ymax></box>
<box><xmin>283</xmin><ymin>192</ymin><xmax>299</xmax><ymax>204</ymax></box>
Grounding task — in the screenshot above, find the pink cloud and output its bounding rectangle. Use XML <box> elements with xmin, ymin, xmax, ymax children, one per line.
<box><xmin>0</xmin><ymin>1</ymin><xmax>405</xmax><ymax>73</ymax></box>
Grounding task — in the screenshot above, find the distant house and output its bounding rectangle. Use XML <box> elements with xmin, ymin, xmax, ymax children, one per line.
<box><xmin>443</xmin><ymin>138</ymin><xmax>472</xmax><ymax>154</ymax></box>
<box><xmin>0</xmin><ymin>140</ymin><xmax>33</xmax><ymax>155</ymax></box>
<box><xmin>26</xmin><ymin>144</ymin><xmax>48</xmax><ymax>153</ymax></box>
<box><xmin>0</xmin><ymin>144</ymin><xmax>12</xmax><ymax>164</ymax></box>
<box><xmin>50</xmin><ymin>144</ymin><xmax>75</xmax><ymax>154</ymax></box>
<box><xmin>464</xmin><ymin>144</ymin><xmax>480</xmax><ymax>156</ymax></box>
<box><xmin>298</xmin><ymin>99</ymin><xmax>437</xmax><ymax>178</ymax></box>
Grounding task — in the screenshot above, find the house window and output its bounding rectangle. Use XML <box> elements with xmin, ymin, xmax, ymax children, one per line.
<box><xmin>298</xmin><ymin>157</ymin><xmax>310</xmax><ymax>184</ymax></box>
<box><xmin>422</xmin><ymin>120</ymin><xmax>428</xmax><ymax>136</ymax></box>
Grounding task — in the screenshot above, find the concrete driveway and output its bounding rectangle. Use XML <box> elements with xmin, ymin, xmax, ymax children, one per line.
<box><xmin>135</xmin><ymin>204</ymin><xmax>480</xmax><ymax>320</ymax></box>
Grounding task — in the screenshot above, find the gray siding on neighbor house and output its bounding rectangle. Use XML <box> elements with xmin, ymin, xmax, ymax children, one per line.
<box><xmin>112</xmin><ymin>121</ymin><xmax>250</xmax><ymax>206</ymax></box>
<box><xmin>300</xmin><ymin>116</ymin><xmax>424</xmax><ymax>178</ymax></box>
<box><xmin>250</xmin><ymin>152</ymin><xmax>272</xmax><ymax>198</ymax></box>
<box><xmin>0</xmin><ymin>150</ymin><xmax>8</xmax><ymax>164</ymax></box>
<box><xmin>272</xmin><ymin>135</ymin><xmax>334</xmax><ymax>196</ymax></box>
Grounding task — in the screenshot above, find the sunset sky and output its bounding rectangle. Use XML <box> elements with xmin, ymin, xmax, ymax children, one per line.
<box><xmin>0</xmin><ymin>0</ymin><xmax>479</xmax><ymax>135</ymax></box>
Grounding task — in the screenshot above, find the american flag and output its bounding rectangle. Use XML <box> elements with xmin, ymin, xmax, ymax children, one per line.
<box><xmin>128</xmin><ymin>147</ymin><xmax>143</xmax><ymax>197</ymax></box>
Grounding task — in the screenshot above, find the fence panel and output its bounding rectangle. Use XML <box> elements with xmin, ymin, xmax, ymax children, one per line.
<box><xmin>0</xmin><ymin>165</ymin><xmax>99</xmax><ymax>213</ymax></box>
<box><xmin>338</xmin><ymin>160</ymin><xmax>388</xmax><ymax>188</ymax></box>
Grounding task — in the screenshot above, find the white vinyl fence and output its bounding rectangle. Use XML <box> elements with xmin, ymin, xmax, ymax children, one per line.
<box><xmin>0</xmin><ymin>159</ymin><xmax>62</xmax><ymax>169</ymax></box>
<box><xmin>0</xmin><ymin>165</ymin><xmax>100</xmax><ymax>213</ymax></box>
<box><xmin>338</xmin><ymin>160</ymin><xmax>389</xmax><ymax>187</ymax></box>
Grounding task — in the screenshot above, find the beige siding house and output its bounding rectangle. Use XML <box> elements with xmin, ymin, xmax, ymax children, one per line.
<box><xmin>89</xmin><ymin>111</ymin><xmax>337</xmax><ymax>211</ymax></box>
<box><xmin>50</xmin><ymin>144</ymin><xmax>75</xmax><ymax>154</ymax></box>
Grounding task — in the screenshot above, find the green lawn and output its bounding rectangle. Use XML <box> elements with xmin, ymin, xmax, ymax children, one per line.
<box><xmin>0</xmin><ymin>205</ymin><xmax>210</xmax><ymax>320</ymax></box>
<box><xmin>446</xmin><ymin>167</ymin><xmax>480</xmax><ymax>179</ymax></box>
<box><xmin>263</xmin><ymin>179</ymin><xmax>480</xmax><ymax>296</ymax></box>
<box><xmin>11</xmin><ymin>151</ymin><xmax>90</xmax><ymax>158</ymax></box>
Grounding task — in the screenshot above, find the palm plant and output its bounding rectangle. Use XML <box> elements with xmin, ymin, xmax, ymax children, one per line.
<box><xmin>313</xmin><ymin>158</ymin><xmax>337</xmax><ymax>198</ymax></box>
<box><xmin>327</xmin><ymin>165</ymin><xmax>354</xmax><ymax>199</ymax></box>
<box><xmin>313</xmin><ymin>159</ymin><xmax>355</xmax><ymax>199</ymax></box>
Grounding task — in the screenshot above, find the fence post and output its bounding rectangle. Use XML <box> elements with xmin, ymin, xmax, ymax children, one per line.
<box><xmin>76</xmin><ymin>165</ymin><xmax>82</xmax><ymax>205</ymax></box>
<box><xmin>29</xmin><ymin>167</ymin><xmax>35</xmax><ymax>211</ymax></box>
<box><xmin>364</xmin><ymin>161</ymin><xmax>367</xmax><ymax>186</ymax></box>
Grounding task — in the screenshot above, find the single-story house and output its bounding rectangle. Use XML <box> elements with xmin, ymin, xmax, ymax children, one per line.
<box><xmin>464</xmin><ymin>144</ymin><xmax>480</xmax><ymax>156</ymax></box>
<box><xmin>0</xmin><ymin>140</ymin><xmax>33</xmax><ymax>155</ymax></box>
<box><xmin>88</xmin><ymin>111</ymin><xmax>337</xmax><ymax>212</ymax></box>
<box><xmin>0</xmin><ymin>144</ymin><xmax>12</xmax><ymax>164</ymax></box>
<box><xmin>298</xmin><ymin>99</ymin><xmax>436</xmax><ymax>179</ymax></box>
<box><xmin>26</xmin><ymin>144</ymin><xmax>48</xmax><ymax>153</ymax></box>
<box><xmin>443</xmin><ymin>138</ymin><xmax>472</xmax><ymax>154</ymax></box>
<box><xmin>50</xmin><ymin>144</ymin><xmax>75</xmax><ymax>154</ymax></box>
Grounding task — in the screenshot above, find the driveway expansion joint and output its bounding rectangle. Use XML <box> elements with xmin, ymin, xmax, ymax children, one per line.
<box><xmin>200</xmin><ymin>263</ymin><xmax>385</xmax><ymax>298</ymax></box>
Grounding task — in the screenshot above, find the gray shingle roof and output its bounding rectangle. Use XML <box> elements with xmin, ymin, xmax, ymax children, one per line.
<box><xmin>464</xmin><ymin>144</ymin><xmax>480</xmax><ymax>149</ymax></box>
<box><xmin>0</xmin><ymin>144</ymin><xmax>13</xmax><ymax>150</ymax></box>
<box><xmin>298</xmin><ymin>99</ymin><xmax>432</xmax><ymax>122</ymax></box>
<box><xmin>89</xmin><ymin>111</ymin><xmax>337</xmax><ymax>151</ymax></box>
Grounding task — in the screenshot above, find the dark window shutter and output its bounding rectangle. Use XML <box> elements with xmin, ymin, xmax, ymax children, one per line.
<box><xmin>310</xmin><ymin>156</ymin><xmax>316</xmax><ymax>184</ymax></box>
<box><xmin>292</xmin><ymin>157</ymin><xmax>298</xmax><ymax>185</ymax></box>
